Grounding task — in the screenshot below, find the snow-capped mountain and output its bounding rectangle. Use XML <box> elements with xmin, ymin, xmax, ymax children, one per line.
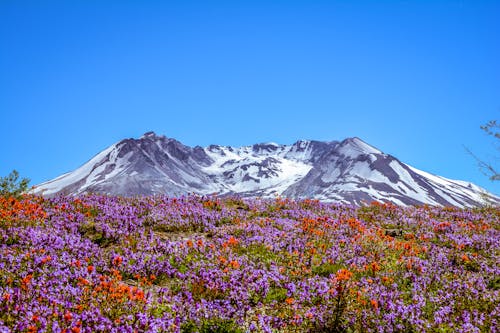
<box><xmin>34</xmin><ymin>132</ymin><xmax>499</xmax><ymax>207</ymax></box>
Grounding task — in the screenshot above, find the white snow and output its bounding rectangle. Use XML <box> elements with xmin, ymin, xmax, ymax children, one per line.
<box><xmin>337</xmin><ymin>138</ymin><xmax>382</xmax><ymax>159</ymax></box>
<box><xmin>350</xmin><ymin>161</ymin><xmax>387</xmax><ymax>182</ymax></box>
<box><xmin>350</xmin><ymin>138</ymin><xmax>382</xmax><ymax>154</ymax></box>
<box><xmin>201</xmin><ymin>143</ymin><xmax>313</xmax><ymax>196</ymax></box>
<box><xmin>388</xmin><ymin>161</ymin><xmax>437</xmax><ymax>205</ymax></box>
<box><xmin>285</xmin><ymin>141</ymin><xmax>314</xmax><ymax>161</ymax></box>
<box><xmin>34</xmin><ymin>144</ymin><xmax>118</xmax><ymax>195</ymax></box>
<box><xmin>404</xmin><ymin>164</ymin><xmax>496</xmax><ymax>207</ymax></box>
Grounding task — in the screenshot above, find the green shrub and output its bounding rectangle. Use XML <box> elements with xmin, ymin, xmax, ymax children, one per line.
<box><xmin>0</xmin><ymin>170</ymin><xmax>30</xmax><ymax>198</ymax></box>
<box><xmin>181</xmin><ymin>318</ymin><xmax>244</xmax><ymax>333</ymax></box>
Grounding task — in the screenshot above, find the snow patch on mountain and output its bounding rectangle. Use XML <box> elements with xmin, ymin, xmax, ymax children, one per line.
<box><xmin>36</xmin><ymin>144</ymin><xmax>119</xmax><ymax>195</ymax></box>
<box><xmin>202</xmin><ymin>144</ymin><xmax>312</xmax><ymax>195</ymax></box>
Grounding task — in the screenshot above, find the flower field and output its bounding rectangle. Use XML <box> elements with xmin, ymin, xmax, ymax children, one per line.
<box><xmin>0</xmin><ymin>194</ymin><xmax>499</xmax><ymax>332</ymax></box>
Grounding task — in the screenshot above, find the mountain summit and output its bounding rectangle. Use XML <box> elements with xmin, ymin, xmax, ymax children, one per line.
<box><xmin>34</xmin><ymin>132</ymin><xmax>498</xmax><ymax>207</ymax></box>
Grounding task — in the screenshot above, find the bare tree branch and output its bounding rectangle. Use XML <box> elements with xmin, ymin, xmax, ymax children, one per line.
<box><xmin>467</xmin><ymin>120</ymin><xmax>500</xmax><ymax>181</ymax></box>
<box><xmin>480</xmin><ymin>120</ymin><xmax>500</xmax><ymax>140</ymax></box>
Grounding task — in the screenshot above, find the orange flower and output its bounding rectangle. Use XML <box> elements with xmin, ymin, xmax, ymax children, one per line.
<box><xmin>370</xmin><ymin>262</ymin><xmax>381</xmax><ymax>274</ymax></box>
<box><xmin>218</xmin><ymin>256</ymin><xmax>227</xmax><ymax>264</ymax></box>
<box><xmin>370</xmin><ymin>299</ymin><xmax>378</xmax><ymax>309</ymax></box>
<box><xmin>382</xmin><ymin>276</ymin><xmax>393</xmax><ymax>284</ymax></box>
<box><xmin>230</xmin><ymin>260</ymin><xmax>240</xmax><ymax>269</ymax></box>
<box><xmin>77</xmin><ymin>277</ymin><xmax>89</xmax><ymax>286</ymax></box>
<box><xmin>285</xmin><ymin>297</ymin><xmax>294</xmax><ymax>305</ymax></box>
<box><xmin>335</xmin><ymin>269</ymin><xmax>353</xmax><ymax>281</ymax></box>
<box><xmin>87</xmin><ymin>265</ymin><xmax>94</xmax><ymax>273</ymax></box>
<box><xmin>227</xmin><ymin>236</ymin><xmax>239</xmax><ymax>246</ymax></box>
<box><xmin>186</xmin><ymin>239</ymin><xmax>194</xmax><ymax>248</ymax></box>
<box><xmin>21</xmin><ymin>274</ymin><xmax>33</xmax><ymax>290</ymax></box>
<box><xmin>41</xmin><ymin>256</ymin><xmax>52</xmax><ymax>264</ymax></box>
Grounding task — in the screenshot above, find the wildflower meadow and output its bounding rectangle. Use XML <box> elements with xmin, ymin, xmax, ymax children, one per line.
<box><xmin>0</xmin><ymin>194</ymin><xmax>498</xmax><ymax>332</ymax></box>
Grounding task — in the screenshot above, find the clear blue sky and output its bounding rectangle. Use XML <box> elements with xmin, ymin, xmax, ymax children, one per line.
<box><xmin>1</xmin><ymin>1</ymin><xmax>499</xmax><ymax>195</ymax></box>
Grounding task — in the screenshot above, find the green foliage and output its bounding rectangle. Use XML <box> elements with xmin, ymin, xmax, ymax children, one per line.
<box><xmin>223</xmin><ymin>198</ymin><xmax>249</xmax><ymax>211</ymax></box>
<box><xmin>264</xmin><ymin>286</ymin><xmax>288</xmax><ymax>304</ymax></box>
<box><xmin>235</xmin><ymin>243</ymin><xmax>279</xmax><ymax>268</ymax></box>
<box><xmin>0</xmin><ymin>170</ymin><xmax>30</xmax><ymax>198</ymax></box>
<box><xmin>487</xmin><ymin>276</ymin><xmax>500</xmax><ymax>290</ymax></box>
<box><xmin>77</xmin><ymin>221</ymin><xmax>118</xmax><ymax>247</ymax></box>
<box><xmin>312</xmin><ymin>262</ymin><xmax>344</xmax><ymax>277</ymax></box>
<box><xmin>181</xmin><ymin>318</ymin><xmax>244</xmax><ymax>333</ymax></box>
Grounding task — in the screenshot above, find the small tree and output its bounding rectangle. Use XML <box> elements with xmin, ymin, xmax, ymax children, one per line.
<box><xmin>467</xmin><ymin>120</ymin><xmax>500</xmax><ymax>181</ymax></box>
<box><xmin>0</xmin><ymin>170</ymin><xmax>30</xmax><ymax>198</ymax></box>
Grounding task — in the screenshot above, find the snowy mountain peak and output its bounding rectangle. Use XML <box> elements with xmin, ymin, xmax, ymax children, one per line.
<box><xmin>140</xmin><ymin>131</ymin><xmax>163</xmax><ymax>140</ymax></box>
<box><xmin>336</xmin><ymin>137</ymin><xmax>383</xmax><ymax>157</ymax></box>
<box><xmin>34</xmin><ymin>133</ymin><xmax>499</xmax><ymax>207</ymax></box>
<box><xmin>252</xmin><ymin>142</ymin><xmax>282</xmax><ymax>153</ymax></box>
<box><xmin>293</xmin><ymin>139</ymin><xmax>311</xmax><ymax>147</ymax></box>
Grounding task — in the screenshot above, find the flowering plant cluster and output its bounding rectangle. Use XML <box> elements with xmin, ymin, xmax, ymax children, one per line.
<box><xmin>1</xmin><ymin>194</ymin><xmax>498</xmax><ymax>332</ymax></box>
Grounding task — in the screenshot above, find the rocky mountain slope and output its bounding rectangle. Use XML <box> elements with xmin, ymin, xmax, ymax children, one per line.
<box><xmin>34</xmin><ymin>132</ymin><xmax>498</xmax><ymax>207</ymax></box>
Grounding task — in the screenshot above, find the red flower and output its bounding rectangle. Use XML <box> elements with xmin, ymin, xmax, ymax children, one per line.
<box><xmin>112</xmin><ymin>256</ymin><xmax>123</xmax><ymax>266</ymax></box>
<box><xmin>64</xmin><ymin>311</ymin><xmax>72</xmax><ymax>322</ymax></box>
<box><xmin>41</xmin><ymin>256</ymin><xmax>52</xmax><ymax>264</ymax></box>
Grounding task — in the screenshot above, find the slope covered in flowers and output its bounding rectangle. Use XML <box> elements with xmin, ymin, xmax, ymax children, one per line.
<box><xmin>0</xmin><ymin>195</ymin><xmax>499</xmax><ymax>332</ymax></box>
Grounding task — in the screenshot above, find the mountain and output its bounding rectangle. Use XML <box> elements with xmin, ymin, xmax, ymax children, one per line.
<box><xmin>34</xmin><ymin>131</ymin><xmax>499</xmax><ymax>207</ymax></box>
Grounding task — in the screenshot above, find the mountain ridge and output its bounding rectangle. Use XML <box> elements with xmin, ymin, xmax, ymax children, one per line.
<box><xmin>34</xmin><ymin>132</ymin><xmax>499</xmax><ymax>207</ymax></box>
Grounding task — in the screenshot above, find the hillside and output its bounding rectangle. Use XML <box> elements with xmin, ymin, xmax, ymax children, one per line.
<box><xmin>1</xmin><ymin>194</ymin><xmax>498</xmax><ymax>332</ymax></box>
